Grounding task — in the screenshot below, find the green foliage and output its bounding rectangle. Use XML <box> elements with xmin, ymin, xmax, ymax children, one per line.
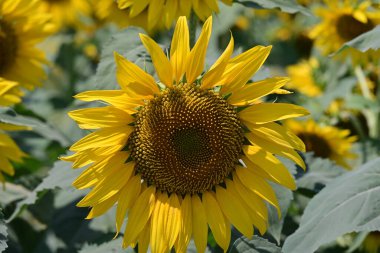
<box><xmin>78</xmin><ymin>238</ymin><xmax>132</xmax><ymax>253</ymax></box>
<box><xmin>0</xmin><ymin>210</ymin><xmax>7</xmax><ymax>253</ymax></box>
<box><xmin>337</xmin><ymin>25</ymin><xmax>380</xmax><ymax>53</ymax></box>
<box><xmin>283</xmin><ymin>157</ymin><xmax>380</xmax><ymax>253</ymax></box>
<box><xmin>229</xmin><ymin>236</ymin><xmax>282</xmax><ymax>253</ymax></box>
<box><xmin>95</xmin><ymin>28</ymin><xmax>154</xmax><ymax>90</ymax></box>
<box><xmin>235</xmin><ymin>0</ymin><xmax>310</xmax><ymax>15</ymax></box>
<box><xmin>8</xmin><ymin>159</ymin><xmax>80</xmax><ymax>221</ymax></box>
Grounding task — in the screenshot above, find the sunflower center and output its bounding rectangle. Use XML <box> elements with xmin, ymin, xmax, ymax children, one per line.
<box><xmin>336</xmin><ymin>15</ymin><xmax>374</xmax><ymax>41</ymax></box>
<box><xmin>128</xmin><ymin>84</ymin><xmax>244</xmax><ymax>195</ymax></box>
<box><xmin>0</xmin><ymin>20</ymin><xmax>18</xmax><ymax>74</ymax></box>
<box><xmin>297</xmin><ymin>133</ymin><xmax>332</xmax><ymax>159</ymax></box>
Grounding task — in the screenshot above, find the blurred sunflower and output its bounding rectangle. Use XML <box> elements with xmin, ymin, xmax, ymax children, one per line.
<box><xmin>310</xmin><ymin>0</ymin><xmax>380</xmax><ymax>63</ymax></box>
<box><xmin>0</xmin><ymin>0</ymin><xmax>52</xmax><ymax>91</ymax></box>
<box><xmin>286</xmin><ymin>58</ymin><xmax>322</xmax><ymax>97</ymax></box>
<box><xmin>117</xmin><ymin>0</ymin><xmax>233</xmax><ymax>31</ymax></box>
<box><xmin>0</xmin><ymin>78</ymin><xmax>23</xmax><ymax>106</ymax></box>
<box><xmin>92</xmin><ymin>0</ymin><xmax>147</xmax><ymax>29</ymax></box>
<box><xmin>63</xmin><ymin>16</ymin><xmax>309</xmax><ymax>252</ymax></box>
<box><xmin>39</xmin><ymin>0</ymin><xmax>91</xmax><ymax>30</ymax></box>
<box><xmin>0</xmin><ymin>122</ymin><xmax>28</xmax><ymax>182</ymax></box>
<box><xmin>285</xmin><ymin>119</ymin><xmax>357</xmax><ymax>169</ymax></box>
<box><xmin>362</xmin><ymin>231</ymin><xmax>380</xmax><ymax>253</ymax></box>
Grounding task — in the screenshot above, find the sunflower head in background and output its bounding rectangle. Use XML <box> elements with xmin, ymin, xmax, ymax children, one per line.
<box><xmin>39</xmin><ymin>0</ymin><xmax>91</xmax><ymax>30</ymax></box>
<box><xmin>362</xmin><ymin>231</ymin><xmax>380</xmax><ymax>253</ymax></box>
<box><xmin>309</xmin><ymin>0</ymin><xmax>380</xmax><ymax>64</ymax></box>
<box><xmin>116</xmin><ymin>0</ymin><xmax>233</xmax><ymax>31</ymax></box>
<box><xmin>286</xmin><ymin>58</ymin><xmax>322</xmax><ymax>97</ymax></box>
<box><xmin>285</xmin><ymin>119</ymin><xmax>357</xmax><ymax>169</ymax></box>
<box><xmin>0</xmin><ymin>0</ymin><xmax>53</xmax><ymax>91</ymax></box>
<box><xmin>63</xmin><ymin>16</ymin><xmax>309</xmax><ymax>252</ymax></box>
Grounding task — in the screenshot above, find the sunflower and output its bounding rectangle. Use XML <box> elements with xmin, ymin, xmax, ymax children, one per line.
<box><xmin>91</xmin><ymin>0</ymin><xmax>147</xmax><ymax>29</ymax></box>
<box><xmin>285</xmin><ymin>119</ymin><xmax>357</xmax><ymax>169</ymax></box>
<box><xmin>362</xmin><ymin>231</ymin><xmax>380</xmax><ymax>253</ymax></box>
<box><xmin>286</xmin><ymin>58</ymin><xmax>322</xmax><ymax>97</ymax></box>
<box><xmin>0</xmin><ymin>0</ymin><xmax>52</xmax><ymax>91</ymax></box>
<box><xmin>39</xmin><ymin>0</ymin><xmax>91</xmax><ymax>30</ymax></box>
<box><xmin>63</xmin><ymin>16</ymin><xmax>309</xmax><ymax>252</ymax></box>
<box><xmin>0</xmin><ymin>78</ymin><xmax>23</xmax><ymax>106</ymax></box>
<box><xmin>0</xmin><ymin>122</ymin><xmax>28</xmax><ymax>182</ymax></box>
<box><xmin>309</xmin><ymin>0</ymin><xmax>380</xmax><ymax>63</ymax></box>
<box><xmin>116</xmin><ymin>0</ymin><xmax>233</xmax><ymax>31</ymax></box>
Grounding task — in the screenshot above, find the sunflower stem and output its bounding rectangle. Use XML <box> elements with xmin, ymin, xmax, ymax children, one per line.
<box><xmin>189</xmin><ymin>12</ymin><xmax>198</xmax><ymax>48</ymax></box>
<box><xmin>354</xmin><ymin>65</ymin><xmax>379</xmax><ymax>138</ymax></box>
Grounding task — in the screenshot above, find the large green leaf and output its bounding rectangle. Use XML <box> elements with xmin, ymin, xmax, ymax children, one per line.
<box><xmin>282</xmin><ymin>157</ymin><xmax>380</xmax><ymax>253</ymax></box>
<box><xmin>8</xmin><ymin>159</ymin><xmax>81</xmax><ymax>221</ymax></box>
<box><xmin>337</xmin><ymin>25</ymin><xmax>380</xmax><ymax>53</ymax></box>
<box><xmin>235</xmin><ymin>0</ymin><xmax>311</xmax><ymax>15</ymax></box>
<box><xmin>229</xmin><ymin>236</ymin><xmax>282</xmax><ymax>253</ymax></box>
<box><xmin>78</xmin><ymin>238</ymin><xmax>133</xmax><ymax>253</ymax></box>
<box><xmin>0</xmin><ymin>109</ymin><xmax>69</xmax><ymax>146</ymax></box>
<box><xmin>0</xmin><ymin>210</ymin><xmax>7</xmax><ymax>253</ymax></box>
<box><xmin>95</xmin><ymin>27</ymin><xmax>154</xmax><ymax>90</ymax></box>
<box><xmin>267</xmin><ymin>183</ymin><xmax>293</xmax><ymax>244</ymax></box>
<box><xmin>297</xmin><ymin>154</ymin><xmax>346</xmax><ymax>192</ymax></box>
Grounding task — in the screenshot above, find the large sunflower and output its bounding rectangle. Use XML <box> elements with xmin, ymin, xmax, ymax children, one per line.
<box><xmin>0</xmin><ymin>0</ymin><xmax>52</xmax><ymax>91</ymax></box>
<box><xmin>309</xmin><ymin>0</ymin><xmax>380</xmax><ymax>63</ymax></box>
<box><xmin>39</xmin><ymin>0</ymin><xmax>91</xmax><ymax>30</ymax></box>
<box><xmin>117</xmin><ymin>0</ymin><xmax>233</xmax><ymax>31</ymax></box>
<box><xmin>63</xmin><ymin>16</ymin><xmax>309</xmax><ymax>252</ymax></box>
<box><xmin>285</xmin><ymin>119</ymin><xmax>357</xmax><ymax>169</ymax></box>
<box><xmin>0</xmin><ymin>122</ymin><xmax>28</xmax><ymax>182</ymax></box>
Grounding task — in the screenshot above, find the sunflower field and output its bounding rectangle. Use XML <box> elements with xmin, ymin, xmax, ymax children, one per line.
<box><xmin>1</xmin><ymin>0</ymin><xmax>380</xmax><ymax>253</ymax></box>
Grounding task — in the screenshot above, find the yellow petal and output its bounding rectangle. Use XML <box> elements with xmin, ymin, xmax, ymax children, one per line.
<box><xmin>226</xmin><ymin>179</ymin><xmax>267</xmax><ymax>235</ymax></box>
<box><xmin>86</xmin><ymin>193</ymin><xmax>118</xmax><ymax>219</ymax></box>
<box><xmin>245</xmin><ymin>121</ymin><xmax>306</xmax><ymax>151</ymax></box>
<box><xmin>186</xmin><ymin>16</ymin><xmax>213</xmax><ymax>84</ymax></box>
<box><xmin>202</xmin><ymin>191</ymin><xmax>230</xmax><ymax>251</ymax></box>
<box><xmin>70</xmin><ymin>126</ymin><xmax>133</xmax><ymax>152</ymax></box>
<box><xmin>114</xmin><ymin>52</ymin><xmax>159</xmax><ymax>98</ymax></box>
<box><xmin>116</xmin><ymin>175</ymin><xmax>142</xmax><ymax>235</ymax></box>
<box><xmin>239</xmin><ymin>103</ymin><xmax>309</xmax><ymax>125</ymax></box>
<box><xmin>235</xmin><ymin>166</ymin><xmax>280</xmax><ymax>216</ymax></box>
<box><xmin>129</xmin><ymin>0</ymin><xmax>149</xmax><ymax>17</ymax></box>
<box><xmin>123</xmin><ymin>186</ymin><xmax>156</xmax><ymax>248</ymax></box>
<box><xmin>216</xmin><ymin>186</ymin><xmax>253</xmax><ymax>238</ymax></box>
<box><xmin>175</xmin><ymin>195</ymin><xmax>192</xmax><ymax>253</ymax></box>
<box><xmin>69</xmin><ymin>106</ymin><xmax>134</xmax><ymax>129</ymax></box>
<box><xmin>77</xmin><ymin>161</ymin><xmax>135</xmax><ymax>207</ymax></box>
<box><xmin>150</xmin><ymin>192</ymin><xmax>169</xmax><ymax>253</ymax></box>
<box><xmin>165</xmin><ymin>194</ymin><xmax>181</xmax><ymax>248</ymax></box>
<box><xmin>191</xmin><ymin>195</ymin><xmax>208</xmax><ymax>253</ymax></box>
<box><xmin>170</xmin><ymin>16</ymin><xmax>190</xmax><ymax>83</ymax></box>
<box><xmin>228</xmin><ymin>77</ymin><xmax>290</xmax><ymax>106</ymax></box>
<box><xmin>138</xmin><ymin>221</ymin><xmax>151</xmax><ymax>253</ymax></box>
<box><xmin>74</xmin><ymin>90</ymin><xmax>143</xmax><ymax>113</ymax></box>
<box><xmin>201</xmin><ymin>35</ymin><xmax>234</xmax><ymax>89</ymax></box>
<box><xmin>243</xmin><ymin>146</ymin><xmax>297</xmax><ymax>190</ymax></box>
<box><xmin>220</xmin><ymin>46</ymin><xmax>272</xmax><ymax>94</ymax></box>
<box><xmin>245</xmin><ymin>132</ymin><xmax>306</xmax><ymax>169</ymax></box>
<box><xmin>140</xmin><ymin>33</ymin><xmax>173</xmax><ymax>88</ymax></box>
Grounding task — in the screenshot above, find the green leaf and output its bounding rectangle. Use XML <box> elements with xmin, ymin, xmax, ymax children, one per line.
<box><xmin>297</xmin><ymin>154</ymin><xmax>346</xmax><ymax>192</ymax></box>
<box><xmin>0</xmin><ymin>183</ymin><xmax>31</xmax><ymax>207</ymax></box>
<box><xmin>235</xmin><ymin>0</ymin><xmax>311</xmax><ymax>15</ymax></box>
<box><xmin>0</xmin><ymin>210</ymin><xmax>7</xmax><ymax>253</ymax></box>
<box><xmin>267</xmin><ymin>183</ymin><xmax>293</xmax><ymax>244</ymax></box>
<box><xmin>282</xmin><ymin>157</ymin><xmax>380</xmax><ymax>253</ymax></box>
<box><xmin>8</xmin><ymin>159</ymin><xmax>81</xmax><ymax>221</ymax></box>
<box><xmin>229</xmin><ymin>236</ymin><xmax>282</xmax><ymax>253</ymax></box>
<box><xmin>0</xmin><ymin>109</ymin><xmax>69</xmax><ymax>146</ymax></box>
<box><xmin>78</xmin><ymin>238</ymin><xmax>133</xmax><ymax>253</ymax></box>
<box><xmin>336</xmin><ymin>25</ymin><xmax>380</xmax><ymax>54</ymax></box>
<box><xmin>345</xmin><ymin>94</ymin><xmax>380</xmax><ymax>112</ymax></box>
<box><xmin>95</xmin><ymin>27</ymin><xmax>154</xmax><ymax>90</ymax></box>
